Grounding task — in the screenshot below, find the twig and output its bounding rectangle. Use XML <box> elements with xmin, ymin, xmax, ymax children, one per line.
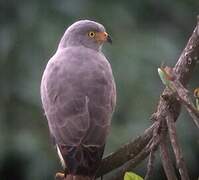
<box><xmin>144</xmin><ymin>146</ymin><xmax>156</xmax><ymax>180</ymax></box>
<box><xmin>106</xmin><ymin>122</ymin><xmax>162</xmax><ymax>180</ymax></box>
<box><xmin>159</xmin><ymin>121</ymin><xmax>177</xmax><ymax>180</ymax></box>
<box><xmin>170</xmin><ymin>79</ymin><xmax>199</xmax><ymax>128</ymax></box>
<box><xmin>158</xmin><ymin>66</ymin><xmax>199</xmax><ymax>128</ymax></box>
<box><xmin>106</xmin><ymin>140</ymin><xmax>153</xmax><ymax>180</ymax></box>
<box><xmin>166</xmin><ymin>112</ymin><xmax>190</xmax><ymax>180</ymax></box>
<box><xmin>96</xmin><ymin>124</ymin><xmax>154</xmax><ymax>177</ymax></box>
<box><xmin>144</xmin><ymin>118</ymin><xmax>162</xmax><ymax>180</ymax></box>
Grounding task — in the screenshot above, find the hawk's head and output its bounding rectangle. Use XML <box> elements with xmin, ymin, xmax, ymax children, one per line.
<box><xmin>59</xmin><ymin>20</ymin><xmax>112</xmax><ymax>51</ymax></box>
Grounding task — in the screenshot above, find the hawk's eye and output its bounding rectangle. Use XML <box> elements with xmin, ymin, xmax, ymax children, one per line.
<box><xmin>88</xmin><ymin>31</ymin><xmax>95</xmax><ymax>38</ymax></box>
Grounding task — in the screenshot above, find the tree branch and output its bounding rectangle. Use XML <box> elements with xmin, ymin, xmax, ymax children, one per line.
<box><xmin>144</xmin><ymin>118</ymin><xmax>163</xmax><ymax>180</ymax></box>
<box><xmin>159</xmin><ymin>121</ymin><xmax>177</xmax><ymax>180</ymax></box>
<box><xmin>166</xmin><ymin>112</ymin><xmax>190</xmax><ymax>180</ymax></box>
<box><xmin>170</xmin><ymin>78</ymin><xmax>199</xmax><ymax>128</ymax></box>
<box><xmin>106</xmin><ymin>140</ymin><xmax>153</xmax><ymax>180</ymax></box>
<box><xmin>96</xmin><ymin>124</ymin><xmax>155</xmax><ymax>177</ymax></box>
<box><xmin>96</xmin><ymin>18</ymin><xmax>199</xmax><ymax>179</ymax></box>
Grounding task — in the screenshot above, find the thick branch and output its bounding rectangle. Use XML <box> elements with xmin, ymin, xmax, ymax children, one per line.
<box><xmin>174</xmin><ymin>25</ymin><xmax>199</xmax><ymax>85</ymax></box>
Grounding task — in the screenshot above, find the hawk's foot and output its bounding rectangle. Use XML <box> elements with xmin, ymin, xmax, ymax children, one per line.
<box><xmin>55</xmin><ymin>172</ymin><xmax>65</xmax><ymax>180</ymax></box>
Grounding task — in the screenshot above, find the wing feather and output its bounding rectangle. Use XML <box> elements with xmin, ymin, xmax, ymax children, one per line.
<box><xmin>41</xmin><ymin>47</ymin><xmax>116</xmax><ymax>147</ymax></box>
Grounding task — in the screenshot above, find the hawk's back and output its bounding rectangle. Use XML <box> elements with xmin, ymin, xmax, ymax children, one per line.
<box><xmin>40</xmin><ymin>46</ymin><xmax>116</xmax><ymax>176</ymax></box>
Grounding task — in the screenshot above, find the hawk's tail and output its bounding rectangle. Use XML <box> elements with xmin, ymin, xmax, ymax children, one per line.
<box><xmin>57</xmin><ymin>144</ymin><xmax>105</xmax><ymax>179</ymax></box>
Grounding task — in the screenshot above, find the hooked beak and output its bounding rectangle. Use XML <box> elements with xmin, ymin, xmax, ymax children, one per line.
<box><xmin>106</xmin><ymin>34</ymin><xmax>112</xmax><ymax>44</ymax></box>
<box><xmin>95</xmin><ymin>32</ymin><xmax>112</xmax><ymax>44</ymax></box>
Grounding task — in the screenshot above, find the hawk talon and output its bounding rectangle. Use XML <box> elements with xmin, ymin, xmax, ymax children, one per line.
<box><xmin>55</xmin><ymin>172</ymin><xmax>65</xmax><ymax>180</ymax></box>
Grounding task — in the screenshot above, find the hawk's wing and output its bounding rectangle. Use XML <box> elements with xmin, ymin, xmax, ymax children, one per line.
<box><xmin>41</xmin><ymin>47</ymin><xmax>116</xmax><ymax>147</ymax></box>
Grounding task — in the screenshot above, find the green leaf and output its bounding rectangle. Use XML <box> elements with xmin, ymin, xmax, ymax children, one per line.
<box><xmin>158</xmin><ymin>68</ymin><xmax>171</xmax><ymax>87</ymax></box>
<box><xmin>157</xmin><ymin>68</ymin><xmax>175</xmax><ymax>92</ymax></box>
<box><xmin>124</xmin><ymin>172</ymin><xmax>144</xmax><ymax>180</ymax></box>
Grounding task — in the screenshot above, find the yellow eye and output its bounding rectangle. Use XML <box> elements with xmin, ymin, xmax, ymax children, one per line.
<box><xmin>88</xmin><ymin>31</ymin><xmax>95</xmax><ymax>38</ymax></box>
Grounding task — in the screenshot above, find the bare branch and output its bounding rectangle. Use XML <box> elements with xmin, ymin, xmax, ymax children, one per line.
<box><xmin>144</xmin><ymin>118</ymin><xmax>163</xmax><ymax>180</ymax></box>
<box><xmin>158</xmin><ymin>65</ymin><xmax>199</xmax><ymax>128</ymax></box>
<box><xmin>174</xmin><ymin>26</ymin><xmax>199</xmax><ymax>85</ymax></box>
<box><xmin>106</xmin><ymin>140</ymin><xmax>153</xmax><ymax>180</ymax></box>
<box><xmin>170</xmin><ymin>79</ymin><xmax>199</xmax><ymax>128</ymax></box>
<box><xmin>166</xmin><ymin>112</ymin><xmax>190</xmax><ymax>180</ymax></box>
<box><xmin>144</xmin><ymin>144</ymin><xmax>156</xmax><ymax>180</ymax></box>
<box><xmin>159</xmin><ymin>122</ymin><xmax>177</xmax><ymax>180</ymax></box>
<box><xmin>96</xmin><ymin>124</ymin><xmax>154</xmax><ymax>177</ymax></box>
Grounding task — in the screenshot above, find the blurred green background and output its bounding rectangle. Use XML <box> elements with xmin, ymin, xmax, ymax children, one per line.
<box><xmin>0</xmin><ymin>0</ymin><xmax>199</xmax><ymax>180</ymax></box>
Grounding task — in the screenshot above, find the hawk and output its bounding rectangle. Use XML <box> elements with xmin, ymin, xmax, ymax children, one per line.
<box><xmin>40</xmin><ymin>20</ymin><xmax>116</xmax><ymax>180</ymax></box>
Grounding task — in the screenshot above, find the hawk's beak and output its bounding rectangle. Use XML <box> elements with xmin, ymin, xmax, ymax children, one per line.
<box><xmin>95</xmin><ymin>32</ymin><xmax>112</xmax><ymax>44</ymax></box>
<box><xmin>107</xmin><ymin>34</ymin><xmax>112</xmax><ymax>44</ymax></box>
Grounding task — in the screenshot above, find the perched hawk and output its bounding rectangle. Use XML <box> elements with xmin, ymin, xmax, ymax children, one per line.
<box><xmin>40</xmin><ymin>20</ymin><xmax>116</xmax><ymax>180</ymax></box>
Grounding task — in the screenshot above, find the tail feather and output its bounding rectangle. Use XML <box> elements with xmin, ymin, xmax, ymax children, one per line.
<box><xmin>58</xmin><ymin>144</ymin><xmax>105</xmax><ymax>178</ymax></box>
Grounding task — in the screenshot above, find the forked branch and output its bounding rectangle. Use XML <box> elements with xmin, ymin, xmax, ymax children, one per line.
<box><xmin>96</xmin><ymin>17</ymin><xmax>199</xmax><ymax>179</ymax></box>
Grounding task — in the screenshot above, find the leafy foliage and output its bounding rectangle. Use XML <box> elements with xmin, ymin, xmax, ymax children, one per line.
<box><xmin>124</xmin><ymin>172</ymin><xmax>143</xmax><ymax>180</ymax></box>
